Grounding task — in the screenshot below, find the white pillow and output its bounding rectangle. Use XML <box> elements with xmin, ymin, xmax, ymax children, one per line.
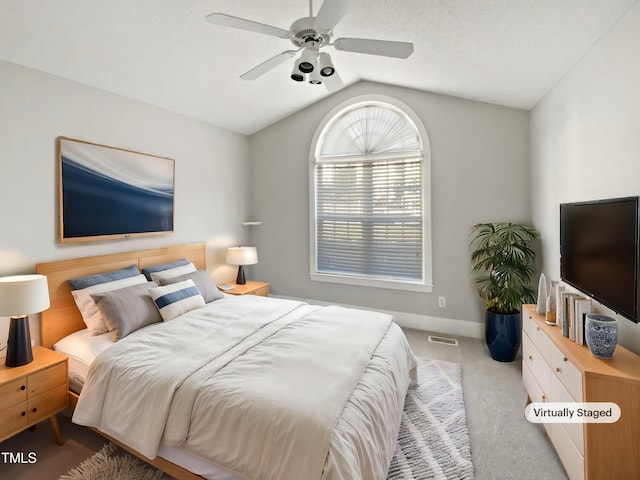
<box><xmin>71</xmin><ymin>274</ymin><xmax>147</xmax><ymax>336</ymax></box>
<box><xmin>53</xmin><ymin>328</ymin><xmax>114</xmax><ymax>365</ymax></box>
<box><xmin>148</xmin><ymin>279</ymin><xmax>205</xmax><ymax>321</ymax></box>
<box><xmin>150</xmin><ymin>262</ymin><xmax>196</xmax><ymax>283</ymax></box>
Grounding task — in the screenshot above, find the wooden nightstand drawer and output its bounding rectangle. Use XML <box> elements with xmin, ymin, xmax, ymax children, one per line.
<box><xmin>248</xmin><ymin>285</ymin><xmax>269</xmax><ymax>296</ymax></box>
<box><xmin>28</xmin><ymin>361</ymin><xmax>66</xmax><ymax>397</ymax></box>
<box><xmin>28</xmin><ymin>384</ymin><xmax>68</xmax><ymax>424</ymax></box>
<box><xmin>222</xmin><ymin>281</ymin><xmax>270</xmax><ymax>297</ymax></box>
<box><xmin>0</xmin><ymin>401</ymin><xmax>28</xmax><ymax>439</ymax></box>
<box><xmin>0</xmin><ymin>377</ymin><xmax>28</xmax><ymax>410</ymax></box>
<box><xmin>0</xmin><ymin>346</ymin><xmax>68</xmax><ymax>445</ymax></box>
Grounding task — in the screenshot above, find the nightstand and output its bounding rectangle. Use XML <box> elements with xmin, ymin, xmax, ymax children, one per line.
<box><xmin>0</xmin><ymin>346</ymin><xmax>68</xmax><ymax>445</ymax></box>
<box><xmin>222</xmin><ymin>280</ymin><xmax>269</xmax><ymax>297</ymax></box>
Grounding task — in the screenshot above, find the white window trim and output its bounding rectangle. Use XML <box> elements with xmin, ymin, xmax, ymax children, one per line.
<box><xmin>309</xmin><ymin>94</ymin><xmax>433</xmax><ymax>292</ymax></box>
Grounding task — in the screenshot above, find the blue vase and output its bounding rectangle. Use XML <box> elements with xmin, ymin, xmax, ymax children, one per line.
<box><xmin>585</xmin><ymin>314</ymin><xmax>617</xmax><ymax>359</ymax></box>
<box><xmin>485</xmin><ymin>310</ymin><xmax>522</xmax><ymax>362</ymax></box>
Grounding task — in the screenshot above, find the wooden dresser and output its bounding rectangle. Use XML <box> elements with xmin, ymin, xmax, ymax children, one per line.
<box><xmin>0</xmin><ymin>346</ymin><xmax>68</xmax><ymax>445</ymax></box>
<box><xmin>522</xmin><ymin>304</ymin><xmax>640</xmax><ymax>480</ymax></box>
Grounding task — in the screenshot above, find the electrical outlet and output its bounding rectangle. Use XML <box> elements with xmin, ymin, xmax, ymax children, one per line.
<box><xmin>438</xmin><ymin>296</ymin><xmax>446</xmax><ymax>308</ymax></box>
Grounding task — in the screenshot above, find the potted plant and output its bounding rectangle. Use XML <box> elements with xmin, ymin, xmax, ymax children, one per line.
<box><xmin>470</xmin><ymin>222</ymin><xmax>539</xmax><ymax>362</ymax></box>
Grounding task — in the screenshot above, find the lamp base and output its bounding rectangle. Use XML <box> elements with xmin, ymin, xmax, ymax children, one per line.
<box><xmin>236</xmin><ymin>265</ymin><xmax>246</xmax><ymax>285</ymax></box>
<box><xmin>5</xmin><ymin>315</ymin><xmax>33</xmax><ymax>367</ymax></box>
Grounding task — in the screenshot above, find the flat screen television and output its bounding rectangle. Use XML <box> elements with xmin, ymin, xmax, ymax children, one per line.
<box><xmin>58</xmin><ymin>136</ymin><xmax>175</xmax><ymax>243</ymax></box>
<box><xmin>560</xmin><ymin>196</ymin><xmax>640</xmax><ymax>323</ymax></box>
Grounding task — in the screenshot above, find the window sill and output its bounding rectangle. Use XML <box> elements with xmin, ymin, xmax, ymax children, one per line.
<box><xmin>309</xmin><ymin>272</ymin><xmax>433</xmax><ymax>293</ymax></box>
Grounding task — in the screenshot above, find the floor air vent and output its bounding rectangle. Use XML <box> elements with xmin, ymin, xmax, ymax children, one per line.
<box><xmin>428</xmin><ymin>335</ymin><xmax>459</xmax><ymax>346</ymax></box>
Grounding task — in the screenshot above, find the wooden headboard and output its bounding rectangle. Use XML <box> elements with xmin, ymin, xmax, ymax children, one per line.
<box><xmin>36</xmin><ymin>243</ymin><xmax>206</xmax><ymax>349</ymax></box>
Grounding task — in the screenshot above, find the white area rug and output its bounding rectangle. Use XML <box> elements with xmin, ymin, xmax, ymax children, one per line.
<box><xmin>60</xmin><ymin>359</ymin><xmax>473</xmax><ymax>480</ymax></box>
<box><xmin>59</xmin><ymin>442</ymin><xmax>172</xmax><ymax>480</ymax></box>
<box><xmin>388</xmin><ymin>358</ymin><xmax>474</xmax><ymax>479</ymax></box>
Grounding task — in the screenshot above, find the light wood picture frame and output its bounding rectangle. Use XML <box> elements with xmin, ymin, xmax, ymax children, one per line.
<box><xmin>58</xmin><ymin>136</ymin><xmax>175</xmax><ymax>243</ymax></box>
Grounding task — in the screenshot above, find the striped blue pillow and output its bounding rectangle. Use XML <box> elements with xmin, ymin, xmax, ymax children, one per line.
<box><xmin>148</xmin><ymin>279</ymin><xmax>205</xmax><ymax>321</ymax></box>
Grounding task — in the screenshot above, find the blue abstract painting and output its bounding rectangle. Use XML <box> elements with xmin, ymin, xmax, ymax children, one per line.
<box><xmin>59</xmin><ymin>137</ymin><xmax>174</xmax><ymax>242</ymax></box>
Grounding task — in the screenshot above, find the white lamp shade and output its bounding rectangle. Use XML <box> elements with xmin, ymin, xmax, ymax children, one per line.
<box><xmin>225</xmin><ymin>247</ymin><xmax>258</xmax><ymax>266</ymax></box>
<box><xmin>0</xmin><ymin>274</ymin><xmax>50</xmax><ymax>317</ymax></box>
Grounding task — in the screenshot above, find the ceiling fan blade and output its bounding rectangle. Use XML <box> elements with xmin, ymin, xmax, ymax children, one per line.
<box><xmin>334</xmin><ymin>38</ymin><xmax>414</xmax><ymax>58</ymax></box>
<box><xmin>314</xmin><ymin>0</ymin><xmax>358</xmax><ymax>32</ymax></box>
<box><xmin>240</xmin><ymin>51</ymin><xmax>297</xmax><ymax>80</ymax></box>
<box><xmin>206</xmin><ymin>13</ymin><xmax>290</xmax><ymax>39</ymax></box>
<box><xmin>324</xmin><ymin>71</ymin><xmax>343</xmax><ymax>92</ymax></box>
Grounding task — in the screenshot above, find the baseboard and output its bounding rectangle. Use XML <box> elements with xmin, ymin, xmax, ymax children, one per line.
<box><xmin>271</xmin><ymin>295</ymin><xmax>484</xmax><ymax>340</ymax></box>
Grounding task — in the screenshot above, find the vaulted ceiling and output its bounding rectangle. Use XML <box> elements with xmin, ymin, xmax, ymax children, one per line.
<box><xmin>0</xmin><ymin>0</ymin><xmax>636</xmax><ymax>135</ymax></box>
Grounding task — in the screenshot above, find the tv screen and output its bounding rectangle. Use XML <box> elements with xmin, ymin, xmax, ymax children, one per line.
<box><xmin>58</xmin><ymin>137</ymin><xmax>175</xmax><ymax>243</ymax></box>
<box><xmin>560</xmin><ymin>196</ymin><xmax>639</xmax><ymax>322</ymax></box>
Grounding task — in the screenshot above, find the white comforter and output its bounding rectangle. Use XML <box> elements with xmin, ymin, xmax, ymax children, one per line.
<box><xmin>73</xmin><ymin>295</ymin><xmax>417</xmax><ymax>480</ymax></box>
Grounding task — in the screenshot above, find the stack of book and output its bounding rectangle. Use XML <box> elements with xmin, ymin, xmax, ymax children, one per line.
<box><xmin>554</xmin><ymin>284</ymin><xmax>593</xmax><ymax>345</ymax></box>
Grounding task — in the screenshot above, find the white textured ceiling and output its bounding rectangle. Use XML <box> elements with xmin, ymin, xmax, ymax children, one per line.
<box><xmin>0</xmin><ymin>0</ymin><xmax>636</xmax><ymax>135</ymax></box>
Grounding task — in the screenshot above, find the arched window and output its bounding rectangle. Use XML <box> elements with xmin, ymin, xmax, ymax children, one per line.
<box><xmin>309</xmin><ymin>95</ymin><xmax>432</xmax><ymax>292</ymax></box>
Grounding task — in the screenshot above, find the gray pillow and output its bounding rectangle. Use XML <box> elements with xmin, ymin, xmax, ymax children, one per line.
<box><xmin>91</xmin><ymin>282</ymin><xmax>161</xmax><ymax>341</ymax></box>
<box><xmin>159</xmin><ymin>270</ymin><xmax>223</xmax><ymax>303</ymax></box>
<box><xmin>68</xmin><ymin>265</ymin><xmax>140</xmax><ymax>290</ymax></box>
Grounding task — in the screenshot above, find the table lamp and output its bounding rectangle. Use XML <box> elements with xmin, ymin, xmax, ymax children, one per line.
<box><xmin>225</xmin><ymin>247</ymin><xmax>258</xmax><ymax>285</ymax></box>
<box><xmin>0</xmin><ymin>274</ymin><xmax>50</xmax><ymax>367</ymax></box>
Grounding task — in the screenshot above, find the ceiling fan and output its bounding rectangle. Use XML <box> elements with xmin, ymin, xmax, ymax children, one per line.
<box><xmin>206</xmin><ymin>0</ymin><xmax>414</xmax><ymax>90</ymax></box>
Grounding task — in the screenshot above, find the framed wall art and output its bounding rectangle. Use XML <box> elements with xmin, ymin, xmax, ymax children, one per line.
<box><xmin>58</xmin><ymin>136</ymin><xmax>175</xmax><ymax>243</ymax></box>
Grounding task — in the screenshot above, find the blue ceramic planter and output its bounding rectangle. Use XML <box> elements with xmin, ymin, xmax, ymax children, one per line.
<box><xmin>485</xmin><ymin>310</ymin><xmax>522</xmax><ymax>362</ymax></box>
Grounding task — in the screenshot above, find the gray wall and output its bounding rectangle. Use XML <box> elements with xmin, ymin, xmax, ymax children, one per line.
<box><xmin>531</xmin><ymin>3</ymin><xmax>640</xmax><ymax>354</ymax></box>
<box><xmin>0</xmin><ymin>60</ymin><xmax>250</xmax><ymax>345</ymax></box>
<box><xmin>249</xmin><ymin>81</ymin><xmax>530</xmax><ymax>337</ymax></box>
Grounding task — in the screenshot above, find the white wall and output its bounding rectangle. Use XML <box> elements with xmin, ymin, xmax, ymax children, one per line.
<box><xmin>249</xmin><ymin>81</ymin><xmax>530</xmax><ymax>337</ymax></box>
<box><xmin>531</xmin><ymin>3</ymin><xmax>640</xmax><ymax>353</ymax></box>
<box><xmin>0</xmin><ymin>60</ymin><xmax>250</xmax><ymax>346</ymax></box>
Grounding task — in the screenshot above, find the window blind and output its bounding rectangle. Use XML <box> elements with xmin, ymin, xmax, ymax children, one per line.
<box><xmin>315</xmin><ymin>158</ymin><xmax>423</xmax><ymax>281</ymax></box>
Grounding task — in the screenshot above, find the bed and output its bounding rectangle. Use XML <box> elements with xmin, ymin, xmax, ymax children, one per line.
<box><xmin>36</xmin><ymin>243</ymin><xmax>417</xmax><ymax>480</ymax></box>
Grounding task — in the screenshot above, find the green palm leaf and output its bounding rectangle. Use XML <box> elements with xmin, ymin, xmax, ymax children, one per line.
<box><xmin>470</xmin><ymin>222</ymin><xmax>539</xmax><ymax>314</ymax></box>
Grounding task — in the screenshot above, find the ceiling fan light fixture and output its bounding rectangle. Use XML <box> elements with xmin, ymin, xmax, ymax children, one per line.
<box><xmin>309</xmin><ymin>69</ymin><xmax>323</xmax><ymax>85</ymax></box>
<box><xmin>291</xmin><ymin>68</ymin><xmax>305</xmax><ymax>82</ymax></box>
<box><xmin>298</xmin><ymin>48</ymin><xmax>317</xmax><ymax>73</ymax></box>
<box><xmin>206</xmin><ymin>1</ymin><xmax>414</xmax><ymax>90</ymax></box>
<box><xmin>318</xmin><ymin>52</ymin><xmax>335</xmax><ymax>77</ymax></box>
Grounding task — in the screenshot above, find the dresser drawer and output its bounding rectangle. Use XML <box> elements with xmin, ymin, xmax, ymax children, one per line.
<box><xmin>28</xmin><ymin>362</ymin><xmax>67</xmax><ymax>398</ymax></box>
<box><xmin>551</xmin><ymin>374</ymin><xmax>584</xmax><ymax>455</ymax></box>
<box><xmin>550</xmin><ymin>342</ymin><xmax>583</xmax><ymax>401</ymax></box>
<box><xmin>0</xmin><ymin>377</ymin><xmax>28</xmax><ymax>410</ymax></box>
<box><xmin>548</xmin><ymin>414</ymin><xmax>585</xmax><ymax>480</ymax></box>
<box><xmin>27</xmin><ymin>384</ymin><xmax>68</xmax><ymax>424</ymax></box>
<box><xmin>0</xmin><ymin>401</ymin><xmax>28</xmax><ymax>441</ymax></box>
<box><xmin>523</xmin><ymin>311</ymin><xmax>552</xmax><ymax>362</ymax></box>
<box><xmin>524</xmin><ymin>363</ymin><xmax>553</xmax><ymax>436</ymax></box>
<box><xmin>523</xmin><ymin>363</ymin><xmax>547</xmax><ymax>403</ymax></box>
<box><xmin>523</xmin><ymin>334</ymin><xmax>551</xmax><ymax>396</ymax></box>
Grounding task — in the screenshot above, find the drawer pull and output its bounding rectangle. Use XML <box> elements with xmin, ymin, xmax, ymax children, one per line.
<box><xmin>536</xmin><ymin>326</ymin><xmax>540</xmax><ymax>331</ymax></box>
<box><xmin>32</xmin><ymin>408</ymin><xmax>37</xmax><ymax>413</ymax></box>
<box><xmin>563</xmin><ymin>356</ymin><xmax>568</xmax><ymax>362</ymax></box>
<box><xmin>20</xmin><ymin>385</ymin><xmax>26</xmax><ymax>391</ymax></box>
<box><xmin>21</xmin><ymin>411</ymin><xmax>26</xmax><ymax>417</ymax></box>
<box><xmin>541</xmin><ymin>394</ymin><xmax>546</xmax><ymax>400</ymax></box>
<box><xmin>528</xmin><ymin>355</ymin><xmax>533</xmax><ymax>360</ymax></box>
<box><xmin>556</xmin><ymin>367</ymin><xmax>561</xmax><ymax>373</ymax></box>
